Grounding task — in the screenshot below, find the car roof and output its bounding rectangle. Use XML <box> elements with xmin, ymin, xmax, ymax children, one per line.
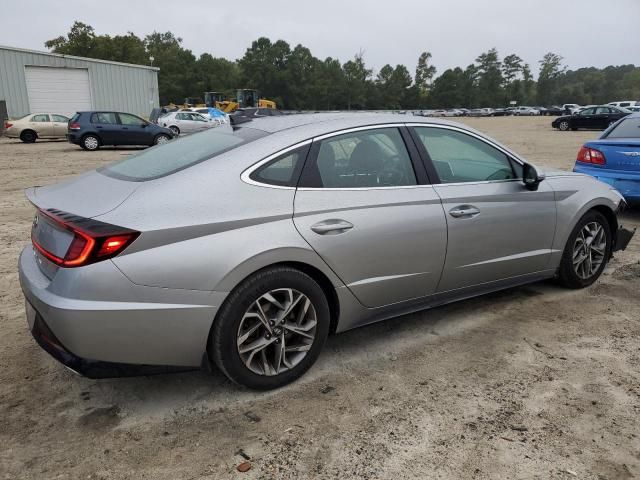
<box><xmin>234</xmin><ymin>112</ymin><xmax>525</xmax><ymax>164</ymax></box>
<box><xmin>236</xmin><ymin>112</ymin><xmax>476</xmax><ymax>135</ymax></box>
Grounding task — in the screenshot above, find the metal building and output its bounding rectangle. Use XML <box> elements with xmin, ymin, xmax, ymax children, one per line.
<box><xmin>0</xmin><ymin>45</ymin><xmax>159</xmax><ymax>119</ymax></box>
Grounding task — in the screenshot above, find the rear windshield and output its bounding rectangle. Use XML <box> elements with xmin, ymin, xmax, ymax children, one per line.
<box><xmin>99</xmin><ymin>127</ymin><xmax>269</xmax><ymax>181</ymax></box>
<box><xmin>604</xmin><ymin>117</ymin><xmax>640</xmax><ymax>139</ymax></box>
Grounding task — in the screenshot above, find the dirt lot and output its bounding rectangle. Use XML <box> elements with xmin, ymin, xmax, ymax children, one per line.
<box><xmin>1</xmin><ymin>116</ymin><xmax>639</xmax><ymax>479</ymax></box>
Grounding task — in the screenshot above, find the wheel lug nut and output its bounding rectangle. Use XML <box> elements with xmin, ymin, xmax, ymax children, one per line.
<box><xmin>269</xmin><ymin>320</ymin><xmax>275</xmax><ymax>326</ymax></box>
<box><xmin>265</xmin><ymin>333</ymin><xmax>271</xmax><ymax>339</ymax></box>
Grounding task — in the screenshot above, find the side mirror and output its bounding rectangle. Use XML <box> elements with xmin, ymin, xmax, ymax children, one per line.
<box><xmin>523</xmin><ymin>163</ymin><xmax>545</xmax><ymax>191</ymax></box>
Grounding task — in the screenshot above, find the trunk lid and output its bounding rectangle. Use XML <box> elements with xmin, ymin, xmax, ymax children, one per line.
<box><xmin>588</xmin><ymin>139</ymin><xmax>640</xmax><ymax>172</ymax></box>
<box><xmin>26</xmin><ymin>171</ymin><xmax>140</xmax><ymax>279</ymax></box>
<box><xmin>26</xmin><ymin>170</ymin><xmax>140</xmax><ymax>218</ymax></box>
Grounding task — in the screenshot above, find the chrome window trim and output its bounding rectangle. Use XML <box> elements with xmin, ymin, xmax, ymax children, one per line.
<box><xmin>240</xmin><ymin>139</ymin><xmax>313</xmax><ymax>190</ymax></box>
<box><xmin>312</xmin><ymin>123</ymin><xmax>406</xmax><ymax>141</ymax></box>
<box><xmin>297</xmin><ymin>184</ymin><xmax>435</xmax><ymax>192</ymax></box>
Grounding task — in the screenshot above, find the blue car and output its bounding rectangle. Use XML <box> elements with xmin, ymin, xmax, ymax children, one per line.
<box><xmin>573</xmin><ymin>113</ymin><xmax>640</xmax><ymax>205</ymax></box>
<box><xmin>67</xmin><ymin>111</ymin><xmax>175</xmax><ymax>151</ymax></box>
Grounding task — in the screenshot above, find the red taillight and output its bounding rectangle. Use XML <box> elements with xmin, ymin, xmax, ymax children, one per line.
<box><xmin>4</xmin><ymin>121</ymin><xmax>12</xmax><ymax>129</ymax></box>
<box><xmin>69</xmin><ymin>122</ymin><xmax>81</xmax><ymax>131</ymax></box>
<box><xmin>31</xmin><ymin>209</ymin><xmax>139</xmax><ymax>268</ymax></box>
<box><xmin>577</xmin><ymin>146</ymin><xmax>606</xmax><ymax>165</ymax></box>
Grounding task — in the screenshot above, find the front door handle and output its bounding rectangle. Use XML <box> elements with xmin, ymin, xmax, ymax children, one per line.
<box><xmin>449</xmin><ymin>205</ymin><xmax>480</xmax><ymax>218</ymax></box>
<box><xmin>310</xmin><ymin>219</ymin><xmax>354</xmax><ymax>235</ymax></box>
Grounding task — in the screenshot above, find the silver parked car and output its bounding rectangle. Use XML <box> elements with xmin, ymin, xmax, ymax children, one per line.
<box><xmin>19</xmin><ymin>114</ymin><xmax>634</xmax><ymax>389</ymax></box>
<box><xmin>158</xmin><ymin>111</ymin><xmax>216</xmax><ymax>135</ymax></box>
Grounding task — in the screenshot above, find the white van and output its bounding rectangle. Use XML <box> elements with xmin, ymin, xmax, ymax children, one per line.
<box><xmin>608</xmin><ymin>100</ymin><xmax>638</xmax><ymax>108</ymax></box>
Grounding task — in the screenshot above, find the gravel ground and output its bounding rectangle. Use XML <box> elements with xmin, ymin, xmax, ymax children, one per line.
<box><xmin>1</xmin><ymin>116</ymin><xmax>639</xmax><ymax>479</ymax></box>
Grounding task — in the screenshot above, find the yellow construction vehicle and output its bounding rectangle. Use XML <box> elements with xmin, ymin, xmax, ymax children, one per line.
<box><xmin>165</xmin><ymin>89</ymin><xmax>277</xmax><ymax>113</ymax></box>
<box><xmin>203</xmin><ymin>89</ymin><xmax>276</xmax><ymax>113</ymax></box>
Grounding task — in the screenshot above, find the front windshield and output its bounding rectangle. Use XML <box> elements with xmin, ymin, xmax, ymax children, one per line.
<box><xmin>99</xmin><ymin>127</ymin><xmax>269</xmax><ymax>181</ymax></box>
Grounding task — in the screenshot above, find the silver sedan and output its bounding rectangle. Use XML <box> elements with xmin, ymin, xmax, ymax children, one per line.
<box><xmin>19</xmin><ymin>114</ymin><xmax>634</xmax><ymax>389</ymax></box>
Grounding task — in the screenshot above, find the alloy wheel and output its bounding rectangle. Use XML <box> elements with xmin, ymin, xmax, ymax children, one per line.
<box><xmin>237</xmin><ymin>288</ymin><xmax>317</xmax><ymax>376</ymax></box>
<box><xmin>559</xmin><ymin>121</ymin><xmax>569</xmax><ymax>131</ymax></box>
<box><xmin>156</xmin><ymin>135</ymin><xmax>170</xmax><ymax>145</ymax></box>
<box><xmin>84</xmin><ymin>136</ymin><xmax>99</xmax><ymax>150</ymax></box>
<box><xmin>572</xmin><ymin>221</ymin><xmax>606</xmax><ymax>280</ymax></box>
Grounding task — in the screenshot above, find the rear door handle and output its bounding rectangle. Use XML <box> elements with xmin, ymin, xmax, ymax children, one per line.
<box><xmin>310</xmin><ymin>219</ymin><xmax>354</xmax><ymax>235</ymax></box>
<box><xmin>449</xmin><ymin>205</ymin><xmax>480</xmax><ymax>218</ymax></box>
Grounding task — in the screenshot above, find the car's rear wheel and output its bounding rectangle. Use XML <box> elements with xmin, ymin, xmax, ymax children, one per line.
<box><xmin>81</xmin><ymin>134</ymin><xmax>100</xmax><ymax>151</ymax></box>
<box><xmin>210</xmin><ymin>267</ymin><xmax>330</xmax><ymax>390</ymax></box>
<box><xmin>169</xmin><ymin>126</ymin><xmax>180</xmax><ymax>136</ymax></box>
<box><xmin>20</xmin><ymin>130</ymin><xmax>37</xmax><ymax>143</ymax></box>
<box><xmin>558</xmin><ymin>120</ymin><xmax>570</xmax><ymax>131</ymax></box>
<box><xmin>154</xmin><ymin>133</ymin><xmax>171</xmax><ymax>145</ymax></box>
<box><xmin>557</xmin><ymin>210</ymin><xmax>611</xmax><ymax>289</ymax></box>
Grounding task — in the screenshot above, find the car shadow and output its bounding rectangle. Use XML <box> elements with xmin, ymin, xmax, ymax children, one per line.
<box><xmin>68</xmin><ymin>280</ymin><xmax>567</xmax><ymax>417</ymax></box>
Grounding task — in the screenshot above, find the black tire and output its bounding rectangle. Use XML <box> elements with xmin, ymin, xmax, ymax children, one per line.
<box><xmin>210</xmin><ymin>266</ymin><xmax>330</xmax><ymax>390</ymax></box>
<box><xmin>153</xmin><ymin>133</ymin><xmax>171</xmax><ymax>145</ymax></box>
<box><xmin>169</xmin><ymin>126</ymin><xmax>180</xmax><ymax>136</ymax></box>
<box><xmin>558</xmin><ymin>120</ymin><xmax>570</xmax><ymax>131</ymax></box>
<box><xmin>80</xmin><ymin>134</ymin><xmax>100</xmax><ymax>151</ymax></box>
<box><xmin>20</xmin><ymin>130</ymin><xmax>37</xmax><ymax>143</ymax></box>
<box><xmin>557</xmin><ymin>210</ymin><xmax>611</xmax><ymax>289</ymax></box>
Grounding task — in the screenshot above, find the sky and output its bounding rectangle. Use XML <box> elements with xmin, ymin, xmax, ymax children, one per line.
<box><xmin>2</xmin><ymin>0</ymin><xmax>639</xmax><ymax>77</ymax></box>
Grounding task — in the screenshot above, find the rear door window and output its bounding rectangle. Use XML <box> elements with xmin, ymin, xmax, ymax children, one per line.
<box><xmin>31</xmin><ymin>114</ymin><xmax>50</xmax><ymax>122</ymax></box>
<box><xmin>51</xmin><ymin>114</ymin><xmax>69</xmax><ymax>122</ymax></box>
<box><xmin>301</xmin><ymin>128</ymin><xmax>417</xmax><ymax>188</ymax></box>
<box><xmin>91</xmin><ymin>112</ymin><xmax>118</xmax><ymax>124</ymax></box>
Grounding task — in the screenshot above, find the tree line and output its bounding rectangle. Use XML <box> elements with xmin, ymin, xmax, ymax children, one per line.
<box><xmin>46</xmin><ymin>22</ymin><xmax>640</xmax><ymax>110</ymax></box>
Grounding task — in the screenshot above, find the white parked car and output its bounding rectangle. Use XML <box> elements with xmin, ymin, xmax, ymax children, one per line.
<box><xmin>158</xmin><ymin>111</ymin><xmax>216</xmax><ymax>135</ymax></box>
<box><xmin>190</xmin><ymin>107</ymin><xmax>230</xmax><ymax>126</ymax></box>
<box><xmin>562</xmin><ymin>104</ymin><xmax>582</xmax><ymax>114</ymax></box>
<box><xmin>608</xmin><ymin>100</ymin><xmax>638</xmax><ymax>109</ymax></box>
<box><xmin>513</xmin><ymin>106</ymin><xmax>540</xmax><ymax>116</ymax></box>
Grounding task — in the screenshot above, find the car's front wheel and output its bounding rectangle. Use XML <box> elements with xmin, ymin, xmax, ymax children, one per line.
<box><xmin>81</xmin><ymin>134</ymin><xmax>100</xmax><ymax>151</ymax></box>
<box><xmin>154</xmin><ymin>133</ymin><xmax>171</xmax><ymax>145</ymax></box>
<box><xmin>558</xmin><ymin>120</ymin><xmax>570</xmax><ymax>131</ymax></box>
<box><xmin>210</xmin><ymin>267</ymin><xmax>330</xmax><ymax>390</ymax></box>
<box><xmin>557</xmin><ymin>210</ymin><xmax>611</xmax><ymax>288</ymax></box>
<box><xmin>169</xmin><ymin>126</ymin><xmax>180</xmax><ymax>136</ymax></box>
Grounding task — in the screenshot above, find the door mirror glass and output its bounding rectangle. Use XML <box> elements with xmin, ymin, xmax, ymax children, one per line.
<box><xmin>522</xmin><ymin>163</ymin><xmax>545</xmax><ymax>191</ymax></box>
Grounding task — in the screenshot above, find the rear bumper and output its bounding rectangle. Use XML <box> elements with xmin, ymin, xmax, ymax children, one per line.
<box><xmin>27</xmin><ymin>305</ymin><xmax>194</xmax><ymax>378</ymax></box>
<box><xmin>573</xmin><ymin>164</ymin><xmax>640</xmax><ymax>202</ymax></box>
<box><xmin>19</xmin><ymin>246</ymin><xmax>224</xmax><ymax>375</ymax></box>
<box><xmin>66</xmin><ymin>133</ymin><xmax>81</xmax><ymax>144</ymax></box>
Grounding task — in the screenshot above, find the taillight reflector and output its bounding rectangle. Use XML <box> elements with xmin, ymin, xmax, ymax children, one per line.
<box><xmin>577</xmin><ymin>146</ymin><xmax>606</xmax><ymax>165</ymax></box>
<box><xmin>69</xmin><ymin>122</ymin><xmax>81</xmax><ymax>131</ymax></box>
<box><xmin>4</xmin><ymin>121</ymin><xmax>12</xmax><ymax>129</ymax></box>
